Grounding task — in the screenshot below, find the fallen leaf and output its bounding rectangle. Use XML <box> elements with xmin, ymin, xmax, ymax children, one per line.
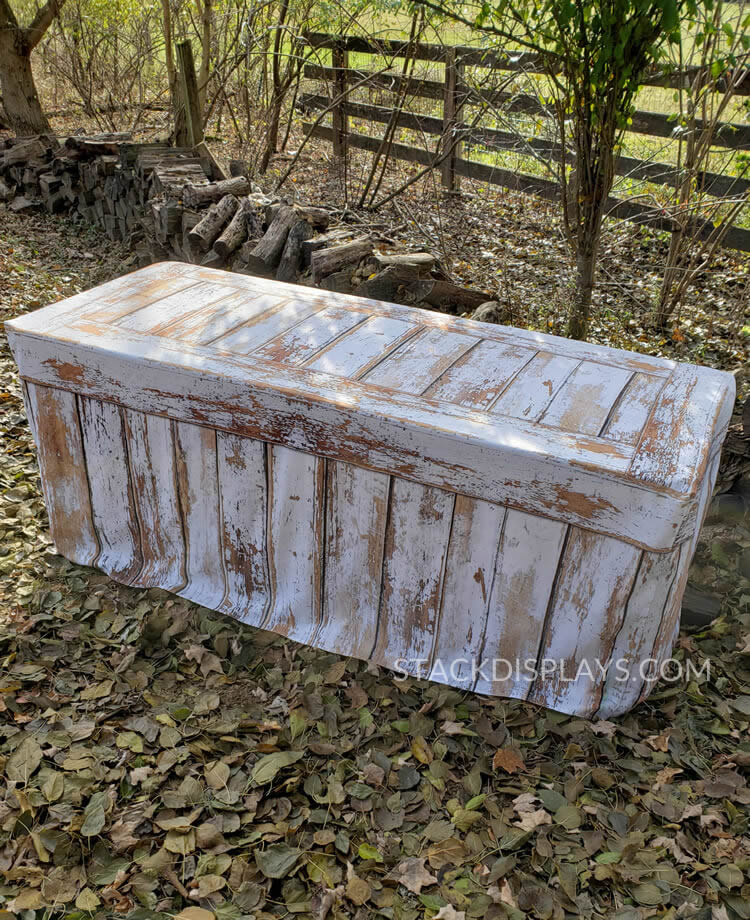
<box><xmin>6</xmin><ymin>736</ymin><xmax>43</xmax><ymax>783</ymax></box>
<box><xmin>255</xmin><ymin>843</ymin><xmax>301</xmax><ymax>878</ymax></box>
<box><xmin>492</xmin><ymin>747</ymin><xmax>525</xmax><ymax>774</ymax></box>
<box><xmin>435</xmin><ymin>907</ymin><xmax>466</xmax><ymax>920</ymax></box>
<box><xmin>250</xmin><ymin>751</ymin><xmax>303</xmax><ymax>786</ymax></box>
<box><xmin>393</xmin><ymin>857</ymin><xmax>437</xmax><ymax>894</ymax></box>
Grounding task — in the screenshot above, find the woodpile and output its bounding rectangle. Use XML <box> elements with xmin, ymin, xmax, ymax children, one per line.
<box><xmin>0</xmin><ymin>132</ymin><xmax>492</xmax><ymax>315</ymax></box>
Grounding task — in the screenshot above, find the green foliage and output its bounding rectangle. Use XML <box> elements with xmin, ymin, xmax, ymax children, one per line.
<box><xmin>469</xmin><ymin>0</ymin><xmax>693</xmax><ymax>129</ymax></box>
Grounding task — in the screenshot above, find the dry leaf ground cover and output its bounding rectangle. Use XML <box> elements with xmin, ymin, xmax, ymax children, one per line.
<box><xmin>2</xmin><ymin>205</ymin><xmax>750</xmax><ymax>920</ymax></box>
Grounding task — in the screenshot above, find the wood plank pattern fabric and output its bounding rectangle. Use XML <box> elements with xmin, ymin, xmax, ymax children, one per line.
<box><xmin>7</xmin><ymin>263</ymin><xmax>735</xmax><ymax>717</ymax></box>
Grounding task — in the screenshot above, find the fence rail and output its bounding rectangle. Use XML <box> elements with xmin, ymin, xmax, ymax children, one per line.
<box><xmin>305</xmin><ymin>31</ymin><xmax>750</xmax><ymax>94</ymax></box>
<box><xmin>302</xmin><ymin>32</ymin><xmax>750</xmax><ymax>251</ymax></box>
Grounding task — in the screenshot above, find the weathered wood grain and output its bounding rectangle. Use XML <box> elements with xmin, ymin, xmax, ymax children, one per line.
<box><xmin>122</xmin><ymin>410</ymin><xmax>185</xmax><ymax>590</ymax></box>
<box><xmin>12</xmin><ymin>322</ymin><xmax>708</xmax><ymax>551</ymax></box>
<box><xmin>211</xmin><ymin>300</ymin><xmax>324</xmax><ymax>355</ymax></box>
<box><xmin>474</xmin><ymin>512</ymin><xmax>567</xmax><ymax>699</ymax></box>
<box><xmin>630</xmin><ymin>364</ymin><xmax>735</xmax><ymax>495</ymax></box>
<box><xmin>168</xmin><ymin>264</ymin><xmax>678</xmax><ymax>376</ymax></box>
<box><xmin>163</xmin><ymin>292</ymin><xmax>291</xmax><ymax>346</ymax></box>
<box><xmin>78</xmin><ymin>396</ymin><xmax>142</xmax><ymax>582</ymax></box>
<box><xmin>596</xmin><ymin>544</ymin><xmax>682</xmax><ymax>718</ymax></box>
<box><xmin>363</xmin><ymin>327</ymin><xmax>479</xmax><ymax>392</ymax></box>
<box><xmin>305</xmin><ymin>314</ymin><xmax>419</xmax><ymax>377</ymax></box>
<box><xmin>20</xmin><ymin>262</ymin><xmax>197</xmax><ymax>334</ymax></box>
<box><xmin>600</xmin><ymin>373</ymin><xmax>666</xmax><ymax>445</ymax></box>
<box><xmin>315</xmin><ymin>461</ymin><xmax>390</xmax><ymax>658</ymax></box>
<box><xmin>490</xmin><ymin>352</ymin><xmax>580</xmax><ymax>421</ymax></box>
<box><xmin>117</xmin><ymin>281</ymin><xmax>240</xmax><ymax>335</ymax></box>
<box><xmin>526</xmin><ymin>528</ymin><xmax>642</xmax><ymax>716</ymax></box>
<box><xmin>85</xmin><ymin>273</ymin><xmax>207</xmax><ymax>326</ymax></box>
<box><xmin>253</xmin><ymin>305</ymin><xmax>368</xmax><ymax>365</ymax></box>
<box><xmin>264</xmin><ymin>445</ymin><xmax>325</xmax><ymax>644</ymax></box>
<box><xmin>373</xmin><ymin>479</ymin><xmax>455</xmax><ymax>673</ymax></box>
<box><xmin>23</xmin><ymin>383</ymin><xmax>99</xmax><ymax>566</ymax></box>
<box><xmin>539</xmin><ymin>362</ymin><xmax>632</xmax><ymax>436</ymax></box>
<box><xmin>216</xmin><ymin>432</ymin><xmax>269</xmax><ymax>624</ymax></box>
<box><xmin>423</xmin><ymin>339</ymin><xmax>536</xmax><ymax>410</ymax></box>
<box><xmin>636</xmin><ymin>450</ymin><xmax>722</xmax><ymax>705</ymax></box>
<box><xmin>174</xmin><ymin>421</ymin><xmax>226</xmax><ymax>608</ymax></box>
<box><xmin>12</xmin><ymin>262</ymin><xmax>677</xmax><ymax>378</ymax></box>
<box><xmin>429</xmin><ymin>495</ymin><xmax>506</xmax><ymax>688</ymax></box>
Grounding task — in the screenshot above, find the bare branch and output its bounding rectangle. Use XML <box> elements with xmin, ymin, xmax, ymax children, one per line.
<box><xmin>25</xmin><ymin>0</ymin><xmax>68</xmax><ymax>51</ymax></box>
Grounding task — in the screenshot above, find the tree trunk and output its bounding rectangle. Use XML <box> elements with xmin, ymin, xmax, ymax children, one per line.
<box><xmin>0</xmin><ymin>41</ymin><xmax>50</xmax><ymax>134</ymax></box>
<box><xmin>654</xmin><ymin>230</ymin><xmax>683</xmax><ymax>329</ymax></box>
<box><xmin>160</xmin><ymin>0</ymin><xmax>186</xmax><ymax>144</ymax></box>
<box><xmin>1</xmin><ymin>0</ymin><xmax>68</xmax><ymax>135</ymax></box>
<box><xmin>258</xmin><ymin>0</ymin><xmax>289</xmax><ymax>174</ymax></box>
<box><xmin>568</xmin><ymin>243</ymin><xmax>596</xmax><ymax>340</ymax></box>
<box><xmin>196</xmin><ymin>0</ymin><xmax>212</xmax><ymax>114</ymax></box>
<box><xmin>565</xmin><ymin>107</ymin><xmax>616</xmax><ymax>341</ymax></box>
<box><xmin>259</xmin><ymin>101</ymin><xmax>282</xmax><ymax>173</ymax></box>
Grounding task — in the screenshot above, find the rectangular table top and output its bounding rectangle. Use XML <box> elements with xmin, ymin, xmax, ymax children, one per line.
<box><xmin>6</xmin><ymin>261</ymin><xmax>735</xmax><ymax>552</ymax></box>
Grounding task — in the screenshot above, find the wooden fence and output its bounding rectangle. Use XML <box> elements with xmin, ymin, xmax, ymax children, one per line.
<box><xmin>300</xmin><ymin>32</ymin><xmax>750</xmax><ymax>252</ymax></box>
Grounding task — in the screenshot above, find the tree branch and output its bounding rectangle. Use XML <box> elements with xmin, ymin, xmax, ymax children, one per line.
<box><xmin>414</xmin><ymin>0</ymin><xmax>545</xmax><ymax>54</ymax></box>
<box><xmin>24</xmin><ymin>0</ymin><xmax>68</xmax><ymax>52</ymax></box>
<box><xmin>0</xmin><ymin>0</ymin><xmax>20</xmax><ymax>31</ymax></box>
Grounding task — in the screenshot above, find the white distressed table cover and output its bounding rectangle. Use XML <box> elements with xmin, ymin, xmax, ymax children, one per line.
<box><xmin>6</xmin><ymin>262</ymin><xmax>735</xmax><ymax>717</ymax></box>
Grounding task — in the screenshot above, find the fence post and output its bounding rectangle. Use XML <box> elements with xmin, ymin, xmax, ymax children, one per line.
<box><xmin>176</xmin><ymin>40</ymin><xmax>204</xmax><ymax>148</ymax></box>
<box><xmin>332</xmin><ymin>42</ymin><xmax>349</xmax><ymax>159</ymax></box>
<box><xmin>441</xmin><ymin>48</ymin><xmax>463</xmax><ymax>190</ymax></box>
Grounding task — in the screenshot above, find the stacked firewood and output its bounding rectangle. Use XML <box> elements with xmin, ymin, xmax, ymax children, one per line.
<box><xmin>0</xmin><ymin>133</ymin><xmax>493</xmax><ymax>314</ymax></box>
<box><xmin>0</xmin><ymin>132</ymin><xmax>214</xmax><ymax>245</ymax></box>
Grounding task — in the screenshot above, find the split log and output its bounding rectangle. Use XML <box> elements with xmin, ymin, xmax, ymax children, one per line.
<box><xmin>0</xmin><ymin>179</ymin><xmax>13</xmax><ymax>201</ymax></box>
<box><xmin>240</xmin><ymin>205</ymin><xmax>297</xmax><ymax>276</ymax></box>
<box><xmin>294</xmin><ymin>204</ymin><xmax>330</xmax><ymax>230</ymax></box>
<box><xmin>214</xmin><ymin>201</ymin><xmax>252</xmax><ymax>258</ymax></box>
<box><xmin>194</xmin><ymin>141</ymin><xmax>226</xmax><ymax>181</ymax></box>
<box><xmin>276</xmin><ymin>219</ymin><xmax>314</xmax><ymax>283</ymax></box>
<box><xmin>263</xmin><ymin>201</ymin><xmax>282</xmax><ymax>226</ymax></box>
<box><xmin>319</xmin><ymin>271</ymin><xmax>354</xmax><ymax>294</ymax></box>
<box><xmin>136</xmin><ymin>148</ymin><xmax>199</xmax><ymax>181</ymax></box>
<box><xmin>182</xmin><ymin>176</ymin><xmax>252</xmax><ymax>209</ymax></box>
<box><xmin>408</xmin><ymin>279</ymin><xmax>490</xmax><ymax>312</ymax></box>
<box><xmin>153</xmin><ymin>161</ymin><xmax>208</xmax><ymax>197</ymax></box>
<box><xmin>471</xmin><ymin>301</ymin><xmax>509</xmax><ymax>324</ymax></box>
<box><xmin>118</xmin><ymin>142</ymin><xmax>152</xmax><ymax>168</ymax></box>
<box><xmin>373</xmin><ymin>251</ymin><xmax>435</xmax><ymax>274</ymax></box>
<box><xmin>188</xmin><ymin>194</ymin><xmax>239</xmax><ymax>252</ymax></box>
<box><xmin>301</xmin><ymin>229</ymin><xmax>355</xmax><ymax>266</ymax></box>
<box><xmin>39</xmin><ymin>173</ymin><xmax>63</xmax><ymax>196</ymax></box>
<box><xmin>201</xmin><ymin>249</ymin><xmax>226</xmax><ymax>269</ymax></box>
<box><xmin>10</xmin><ymin>196</ymin><xmax>43</xmax><ymax>213</ymax></box>
<box><xmin>354</xmin><ymin>263</ymin><xmax>422</xmax><ymax>302</ymax></box>
<box><xmin>311</xmin><ymin>237</ymin><xmax>373</xmax><ymax>283</ymax></box>
<box><xmin>50</xmin><ymin>155</ymin><xmax>78</xmax><ymax>176</ymax></box>
<box><xmin>63</xmin><ymin>133</ymin><xmax>132</xmax><ymax>158</ymax></box>
<box><xmin>1</xmin><ymin>136</ymin><xmax>56</xmax><ymax>168</ymax></box>
<box><xmin>153</xmin><ymin>199</ymin><xmax>183</xmax><ymax>244</ymax></box>
<box><xmin>96</xmin><ymin>156</ymin><xmax>119</xmax><ymax>178</ymax></box>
